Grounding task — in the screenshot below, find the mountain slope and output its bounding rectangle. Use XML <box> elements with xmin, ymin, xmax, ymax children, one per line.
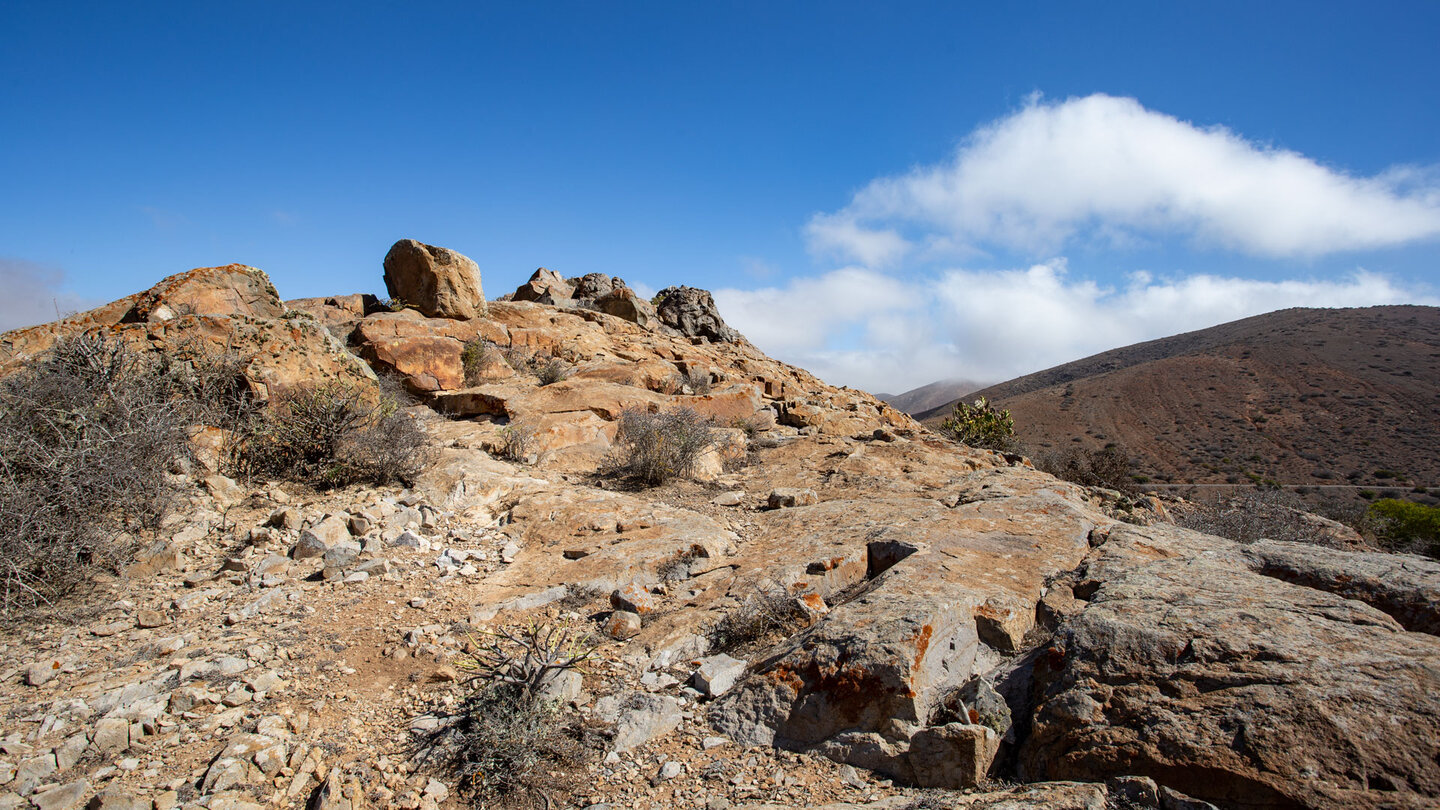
<box><xmin>878</xmin><ymin>377</ymin><xmax>987</xmax><ymax>415</ymax></box>
<box><xmin>919</xmin><ymin>306</ymin><xmax>1440</xmax><ymax>487</ymax></box>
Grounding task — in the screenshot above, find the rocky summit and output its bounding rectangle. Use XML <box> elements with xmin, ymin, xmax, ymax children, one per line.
<box><xmin>0</xmin><ymin>244</ymin><xmax>1437</xmax><ymax>810</ymax></box>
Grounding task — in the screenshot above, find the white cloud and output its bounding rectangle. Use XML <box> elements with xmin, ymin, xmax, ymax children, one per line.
<box><xmin>809</xmin><ymin>94</ymin><xmax>1440</xmax><ymax>263</ymax></box>
<box><xmin>0</xmin><ymin>259</ymin><xmax>98</xmax><ymax>333</ymax></box>
<box><xmin>716</xmin><ymin>262</ymin><xmax>1437</xmax><ymax>394</ymax></box>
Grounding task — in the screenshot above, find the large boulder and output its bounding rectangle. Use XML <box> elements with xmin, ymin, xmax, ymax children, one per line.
<box><xmin>1020</xmin><ymin>523</ymin><xmax>1440</xmax><ymax>809</ymax></box>
<box><xmin>653</xmin><ymin>285</ymin><xmax>741</xmax><ymax>343</ymax></box>
<box><xmin>382</xmin><ymin>239</ymin><xmax>487</xmax><ymax>320</ymax></box>
<box><xmin>568</xmin><ymin>272</ymin><xmax>623</xmax><ymax>299</ymax></box>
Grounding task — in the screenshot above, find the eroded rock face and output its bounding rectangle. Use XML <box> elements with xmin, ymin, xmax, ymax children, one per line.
<box><xmin>382</xmin><ymin>239</ymin><xmax>487</xmax><ymax>320</ymax></box>
<box><xmin>1020</xmin><ymin>523</ymin><xmax>1440</xmax><ymax>809</ymax></box>
<box><xmin>712</xmin><ymin>473</ymin><xmax>1099</xmax><ymax>784</ymax></box>
<box><xmin>654</xmin><ymin>285</ymin><xmax>741</xmax><ymax>343</ymax></box>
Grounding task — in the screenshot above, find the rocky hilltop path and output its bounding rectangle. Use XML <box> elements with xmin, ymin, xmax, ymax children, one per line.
<box><xmin>1</xmin><ymin>246</ymin><xmax>1437</xmax><ymax>810</ymax></box>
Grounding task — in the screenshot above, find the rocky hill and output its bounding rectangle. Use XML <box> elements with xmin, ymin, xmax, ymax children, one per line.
<box><xmin>0</xmin><ymin>245</ymin><xmax>1438</xmax><ymax>810</ymax></box>
<box><xmin>917</xmin><ymin>306</ymin><xmax>1440</xmax><ymax>491</ymax></box>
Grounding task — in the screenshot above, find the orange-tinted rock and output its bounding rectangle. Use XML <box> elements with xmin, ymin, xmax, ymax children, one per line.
<box><xmin>362</xmin><ymin>336</ymin><xmax>464</xmax><ymax>392</ymax></box>
<box><xmin>382</xmin><ymin>239</ymin><xmax>487</xmax><ymax>320</ymax></box>
<box><xmin>676</xmin><ymin>383</ymin><xmax>764</xmax><ymax>423</ymax></box>
<box><xmin>0</xmin><ymin>265</ymin><xmax>376</xmax><ymax>401</ymax></box>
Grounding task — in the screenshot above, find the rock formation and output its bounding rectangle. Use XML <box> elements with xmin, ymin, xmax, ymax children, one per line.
<box><xmin>381</xmin><ymin>239</ymin><xmax>487</xmax><ymax>320</ymax></box>
<box><xmin>507</xmin><ymin>268</ymin><xmax>666</xmax><ymax>333</ymax></box>
<box><xmin>654</xmin><ymin>284</ymin><xmax>741</xmax><ymax>343</ymax></box>
<box><xmin>0</xmin><ymin>242</ymin><xmax>1436</xmax><ymax>810</ymax></box>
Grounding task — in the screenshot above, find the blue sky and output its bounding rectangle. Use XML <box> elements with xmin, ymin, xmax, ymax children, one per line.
<box><xmin>3</xmin><ymin>2</ymin><xmax>1438</xmax><ymax>391</ymax></box>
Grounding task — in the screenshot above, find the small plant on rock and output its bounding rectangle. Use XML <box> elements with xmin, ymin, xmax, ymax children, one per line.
<box><xmin>532</xmin><ymin>356</ymin><xmax>573</xmax><ymax>386</ymax></box>
<box><xmin>939</xmin><ymin>396</ymin><xmax>1015</xmax><ymax>452</ymax></box>
<box><xmin>497</xmin><ymin>422</ymin><xmax>538</xmax><ymax>463</ymax></box>
<box><xmin>606</xmin><ymin>406</ymin><xmax>717</xmax><ymax>487</ymax></box>
<box><xmin>460</xmin><ymin>339</ymin><xmax>500</xmax><ymax>387</ymax></box>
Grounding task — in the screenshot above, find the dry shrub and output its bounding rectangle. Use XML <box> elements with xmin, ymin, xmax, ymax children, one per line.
<box><xmin>706</xmin><ymin>581</ymin><xmax>805</xmax><ymax>655</ymax></box>
<box><xmin>497</xmin><ymin>422</ymin><xmax>538</xmax><ymax>463</ymax></box>
<box><xmin>419</xmin><ymin>684</ymin><xmax>588</xmax><ymax>804</ymax></box>
<box><xmin>683</xmin><ymin>368</ymin><xmax>712</xmax><ymax>395</ymax></box>
<box><xmin>532</xmin><ymin>357</ymin><xmax>573</xmax><ymax>386</ymax></box>
<box><xmin>1174</xmin><ymin>489</ymin><xmax>1350</xmax><ymax>548</ymax></box>
<box><xmin>233</xmin><ymin>382</ymin><xmax>431</xmax><ymax>489</ymax></box>
<box><xmin>501</xmin><ymin>345</ymin><xmax>572</xmax><ymax>386</ymax></box>
<box><xmin>416</xmin><ymin>622</ymin><xmax>597</xmax><ymax>803</ymax></box>
<box><xmin>605</xmin><ymin>407</ymin><xmax>716</xmax><ymax>487</ymax></box>
<box><xmin>0</xmin><ymin>334</ymin><xmax>197</xmax><ymax>614</ymax></box>
<box><xmin>1035</xmin><ymin>445</ymin><xmax>1137</xmax><ymax>492</ymax></box>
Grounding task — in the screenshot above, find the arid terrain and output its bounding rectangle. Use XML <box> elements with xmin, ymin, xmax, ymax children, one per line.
<box><xmin>915</xmin><ymin>306</ymin><xmax>1440</xmax><ymax>496</ymax></box>
<box><xmin>1</xmin><ymin>244</ymin><xmax>1438</xmax><ymax>810</ymax></box>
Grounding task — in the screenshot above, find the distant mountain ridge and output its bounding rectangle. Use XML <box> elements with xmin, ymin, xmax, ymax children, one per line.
<box><xmin>878</xmin><ymin>378</ymin><xmax>987</xmax><ymax>415</ymax></box>
<box><xmin>918</xmin><ymin>305</ymin><xmax>1440</xmax><ymax>488</ymax></box>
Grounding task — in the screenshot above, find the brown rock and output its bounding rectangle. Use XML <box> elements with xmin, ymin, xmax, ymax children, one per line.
<box><xmin>604</xmin><ymin>610</ymin><xmax>642</xmax><ymax>640</ymax></box>
<box><xmin>1020</xmin><ymin>523</ymin><xmax>1440</xmax><ymax>809</ymax></box>
<box><xmin>908</xmin><ymin>723</ymin><xmax>1001</xmax><ymax>788</ymax></box>
<box><xmin>594</xmin><ymin>287</ymin><xmax>660</xmax><ymax>328</ymax></box>
<box><xmin>510</xmin><ymin>268</ymin><xmax>573</xmax><ymax>304</ymax></box>
<box><xmin>135</xmin><ymin>609</ymin><xmax>168</xmax><ymax>628</ymax></box>
<box><xmin>382</xmin><ymin>239</ymin><xmax>487</xmax><ymax>320</ymax></box>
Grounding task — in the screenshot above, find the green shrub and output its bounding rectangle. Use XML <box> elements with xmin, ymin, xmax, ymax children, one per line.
<box><xmin>1368</xmin><ymin>499</ymin><xmax>1440</xmax><ymax>558</ymax></box>
<box><xmin>460</xmin><ymin>339</ymin><xmax>499</xmax><ymax>387</ymax></box>
<box><xmin>938</xmin><ymin>396</ymin><xmax>1015</xmax><ymax>451</ymax></box>
<box><xmin>606</xmin><ymin>407</ymin><xmax>716</xmax><ymax>486</ymax></box>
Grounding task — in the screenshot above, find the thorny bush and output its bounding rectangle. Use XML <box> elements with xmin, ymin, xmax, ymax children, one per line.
<box><xmin>232</xmin><ymin>381</ymin><xmax>430</xmax><ymax>489</ymax></box>
<box><xmin>0</xmin><ymin>334</ymin><xmax>215</xmax><ymax>615</ymax></box>
<box><xmin>416</xmin><ymin>621</ymin><xmax>598</xmax><ymax>804</ymax></box>
<box><xmin>606</xmin><ymin>406</ymin><xmax>716</xmax><ymax>487</ymax></box>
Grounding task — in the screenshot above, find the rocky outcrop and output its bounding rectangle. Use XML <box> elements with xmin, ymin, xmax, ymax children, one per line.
<box><xmin>0</xmin><ymin>265</ymin><xmax>375</xmax><ymax>400</ymax></box>
<box><xmin>712</xmin><ymin>473</ymin><xmax>1100</xmax><ymax>788</ymax></box>
<box><xmin>654</xmin><ymin>285</ymin><xmax>741</xmax><ymax>343</ymax></box>
<box><xmin>510</xmin><ymin>268</ymin><xmax>573</xmax><ymax>304</ymax></box>
<box><xmin>1020</xmin><ymin>523</ymin><xmax>1440</xmax><ymax>809</ymax></box>
<box><xmin>382</xmin><ymin>239</ymin><xmax>487</xmax><ymax>320</ymax></box>
<box><xmin>508</xmin><ymin>269</ymin><xmax>662</xmax><ymax>330</ymax></box>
